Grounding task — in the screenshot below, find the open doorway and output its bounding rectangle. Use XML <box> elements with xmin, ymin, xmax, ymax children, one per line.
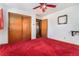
<box><xmin>36</xmin><ymin>19</ymin><xmax>48</xmax><ymax>38</ymax></box>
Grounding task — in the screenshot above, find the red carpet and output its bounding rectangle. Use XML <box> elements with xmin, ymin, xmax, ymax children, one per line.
<box><xmin>0</xmin><ymin>38</ymin><xmax>79</xmax><ymax>56</ymax></box>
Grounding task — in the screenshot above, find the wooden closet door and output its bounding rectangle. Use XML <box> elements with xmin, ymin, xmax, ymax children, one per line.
<box><xmin>41</xmin><ymin>19</ymin><xmax>48</xmax><ymax>38</ymax></box>
<box><xmin>8</xmin><ymin>13</ymin><xmax>22</xmax><ymax>43</ymax></box>
<box><xmin>23</xmin><ymin>16</ymin><xmax>31</xmax><ymax>40</ymax></box>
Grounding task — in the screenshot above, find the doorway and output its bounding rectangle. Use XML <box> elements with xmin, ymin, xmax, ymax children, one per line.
<box><xmin>36</xmin><ymin>19</ymin><xmax>48</xmax><ymax>38</ymax></box>
<box><xmin>36</xmin><ymin>19</ymin><xmax>41</xmax><ymax>38</ymax></box>
<box><xmin>8</xmin><ymin>12</ymin><xmax>31</xmax><ymax>44</ymax></box>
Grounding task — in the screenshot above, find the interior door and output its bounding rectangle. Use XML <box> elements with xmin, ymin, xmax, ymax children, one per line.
<box><xmin>23</xmin><ymin>16</ymin><xmax>31</xmax><ymax>40</ymax></box>
<box><xmin>41</xmin><ymin>19</ymin><xmax>48</xmax><ymax>38</ymax></box>
<box><xmin>8</xmin><ymin>13</ymin><xmax>31</xmax><ymax>44</ymax></box>
<box><xmin>8</xmin><ymin>13</ymin><xmax>22</xmax><ymax>44</ymax></box>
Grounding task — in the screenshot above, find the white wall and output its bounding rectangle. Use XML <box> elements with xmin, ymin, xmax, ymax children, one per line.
<box><xmin>46</xmin><ymin>5</ymin><xmax>79</xmax><ymax>45</ymax></box>
<box><xmin>0</xmin><ymin>4</ymin><xmax>36</xmax><ymax>44</ymax></box>
<box><xmin>0</xmin><ymin>4</ymin><xmax>8</xmax><ymax>44</ymax></box>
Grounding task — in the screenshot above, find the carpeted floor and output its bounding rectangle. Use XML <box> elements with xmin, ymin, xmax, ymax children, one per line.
<box><xmin>0</xmin><ymin>38</ymin><xmax>79</xmax><ymax>56</ymax></box>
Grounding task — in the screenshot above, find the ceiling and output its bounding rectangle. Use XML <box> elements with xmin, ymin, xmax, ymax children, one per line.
<box><xmin>3</xmin><ymin>3</ymin><xmax>79</xmax><ymax>16</ymax></box>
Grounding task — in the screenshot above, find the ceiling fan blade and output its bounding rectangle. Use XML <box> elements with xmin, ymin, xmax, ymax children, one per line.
<box><xmin>33</xmin><ymin>6</ymin><xmax>40</xmax><ymax>9</ymax></box>
<box><xmin>47</xmin><ymin>5</ymin><xmax>56</xmax><ymax>8</ymax></box>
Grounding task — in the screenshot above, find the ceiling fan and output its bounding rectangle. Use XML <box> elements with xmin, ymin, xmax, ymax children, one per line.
<box><xmin>33</xmin><ymin>3</ymin><xmax>56</xmax><ymax>12</ymax></box>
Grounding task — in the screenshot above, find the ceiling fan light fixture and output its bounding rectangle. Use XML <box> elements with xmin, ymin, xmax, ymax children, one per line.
<box><xmin>33</xmin><ymin>3</ymin><xmax>56</xmax><ymax>12</ymax></box>
<box><xmin>40</xmin><ymin>4</ymin><xmax>47</xmax><ymax>12</ymax></box>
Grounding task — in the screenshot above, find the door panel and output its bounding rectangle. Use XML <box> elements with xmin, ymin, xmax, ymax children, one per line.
<box><xmin>23</xmin><ymin>16</ymin><xmax>31</xmax><ymax>40</ymax></box>
<box><xmin>41</xmin><ymin>19</ymin><xmax>48</xmax><ymax>38</ymax></box>
<box><xmin>8</xmin><ymin>13</ymin><xmax>31</xmax><ymax>44</ymax></box>
<box><xmin>8</xmin><ymin>13</ymin><xmax>22</xmax><ymax>43</ymax></box>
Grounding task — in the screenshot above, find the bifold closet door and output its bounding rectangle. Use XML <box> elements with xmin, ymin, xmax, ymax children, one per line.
<box><xmin>8</xmin><ymin>13</ymin><xmax>22</xmax><ymax>44</ymax></box>
<box><xmin>23</xmin><ymin>16</ymin><xmax>31</xmax><ymax>40</ymax></box>
<box><xmin>41</xmin><ymin>19</ymin><xmax>48</xmax><ymax>38</ymax></box>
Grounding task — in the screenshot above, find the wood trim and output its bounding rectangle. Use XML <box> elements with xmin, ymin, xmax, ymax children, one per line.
<box><xmin>8</xmin><ymin>12</ymin><xmax>31</xmax><ymax>18</ymax></box>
